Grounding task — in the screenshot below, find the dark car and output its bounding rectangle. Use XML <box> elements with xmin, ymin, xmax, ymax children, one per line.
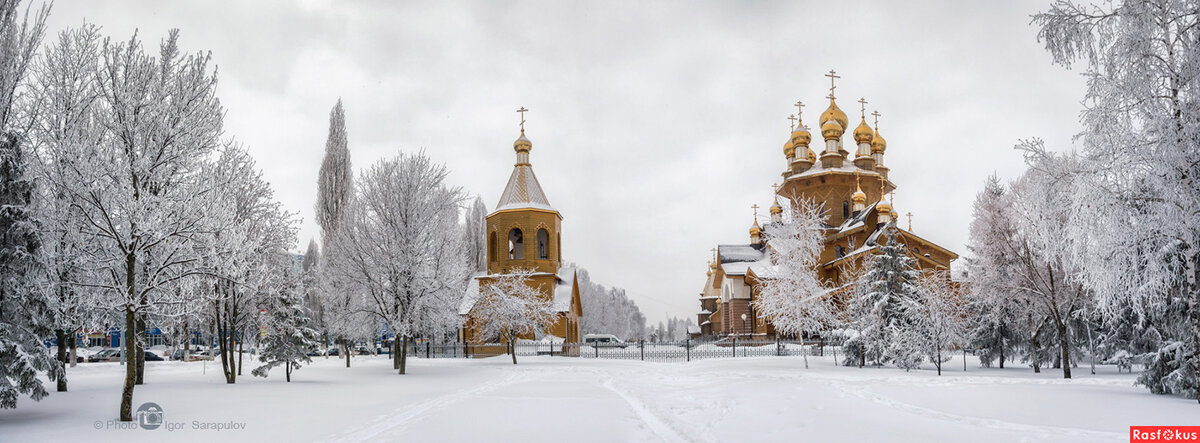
<box><xmin>143</xmin><ymin>351</ymin><xmax>164</xmax><ymax>362</ymax></box>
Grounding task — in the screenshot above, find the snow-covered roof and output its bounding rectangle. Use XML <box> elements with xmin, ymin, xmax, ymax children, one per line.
<box><xmin>701</xmin><ymin>320</ymin><xmax>711</xmax><ymax>325</ymax></box>
<box><xmin>687</xmin><ymin>325</ymin><xmax>701</xmax><ymax>334</ymax></box>
<box><xmin>718</xmin><ymin>244</ymin><xmax>765</xmax><ymax>263</ymax></box>
<box><xmin>835</xmin><ymin>201</ymin><xmax>879</xmax><ymax>234</ymax></box>
<box><xmin>494</xmin><ymin>164</ymin><xmax>555</xmax><ymax>213</ymax></box>
<box><xmin>698</xmin><ymin>309</ymin><xmax>712</xmax><ymax>315</ymax></box>
<box><xmin>458</xmin><ymin>272</ymin><xmax>486</xmax><ymax>315</ymax></box>
<box><xmin>552</xmin><ymin>267</ymin><xmax>576</xmax><ymax>313</ymax></box>
<box><xmin>699</xmin><ymin>295</ymin><xmax>718</xmax><ymax>300</ymax></box>
<box><xmin>785</xmin><ymin>159</ymin><xmax>884</xmax><ymax>181</ymax></box>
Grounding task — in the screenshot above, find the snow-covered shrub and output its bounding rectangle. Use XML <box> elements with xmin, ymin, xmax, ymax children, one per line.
<box><xmin>1137</xmin><ymin>341</ymin><xmax>1196</xmax><ymax>399</ymax></box>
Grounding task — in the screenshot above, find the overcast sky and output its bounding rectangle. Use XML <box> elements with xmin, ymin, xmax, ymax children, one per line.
<box><xmin>49</xmin><ymin>0</ymin><xmax>1086</xmax><ymax>325</ymax></box>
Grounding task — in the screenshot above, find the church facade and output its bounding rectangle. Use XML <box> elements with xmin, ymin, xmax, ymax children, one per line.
<box><xmin>460</xmin><ymin>114</ymin><xmax>583</xmax><ymax>346</ymax></box>
<box><xmin>698</xmin><ymin>71</ymin><xmax>959</xmax><ymax>339</ymax></box>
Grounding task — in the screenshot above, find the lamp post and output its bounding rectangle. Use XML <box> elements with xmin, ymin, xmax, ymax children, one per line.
<box><xmin>740</xmin><ymin>313</ymin><xmax>748</xmax><ymax>339</ymax></box>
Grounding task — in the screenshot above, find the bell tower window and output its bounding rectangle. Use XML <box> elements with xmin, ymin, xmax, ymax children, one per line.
<box><xmin>842</xmin><ymin>201</ymin><xmax>850</xmax><ymax>220</ymax></box>
<box><xmin>508</xmin><ymin>228</ymin><xmax>524</xmax><ymax>259</ymax></box>
<box><xmin>537</xmin><ymin>229</ymin><xmax>549</xmax><ymax>259</ymax></box>
<box><xmin>489</xmin><ymin>232</ymin><xmax>497</xmax><ymax>262</ymax></box>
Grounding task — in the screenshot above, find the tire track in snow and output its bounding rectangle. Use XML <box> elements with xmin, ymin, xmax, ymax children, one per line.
<box><xmin>325</xmin><ymin>370</ymin><xmax>523</xmax><ymax>443</ymax></box>
<box><xmin>827</xmin><ymin>380</ymin><xmax>1125</xmax><ymax>441</ymax></box>
<box><xmin>601</xmin><ymin>378</ymin><xmax>692</xmax><ymax>443</ymax></box>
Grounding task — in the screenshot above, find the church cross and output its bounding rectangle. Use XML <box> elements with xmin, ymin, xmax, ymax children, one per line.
<box><xmin>711</xmin><ymin>247</ymin><xmax>718</xmax><ymax>262</ymax></box>
<box><xmin>858</xmin><ymin>98</ymin><xmax>868</xmax><ymax>119</ymax></box>
<box><xmin>871</xmin><ymin>110</ymin><xmax>881</xmax><ymax>128</ymax></box>
<box><xmin>516</xmin><ymin>106</ymin><xmax>528</xmax><ymax>133</ymax></box>
<box><xmin>752</xmin><ymin>204</ymin><xmax>760</xmax><ymax>220</ymax></box>
<box><xmin>906</xmin><ymin>212</ymin><xmax>913</xmax><ymax>231</ymax></box>
<box><xmin>771</xmin><ymin>183</ymin><xmax>779</xmax><ymax>194</ymax></box>
<box><xmin>824</xmin><ymin>70</ymin><xmax>840</xmax><ymax>99</ymax></box>
<box><xmin>788</xmin><ymin>114</ymin><xmax>797</xmax><ymax>131</ymax></box>
<box><xmin>794</xmin><ymin>100</ymin><xmax>805</xmax><ymax>123</ymax></box>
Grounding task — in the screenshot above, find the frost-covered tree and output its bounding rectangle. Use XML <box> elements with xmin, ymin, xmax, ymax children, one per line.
<box><xmin>252</xmin><ymin>271</ymin><xmax>319</xmax><ymax>383</ymax></box>
<box><xmin>1032</xmin><ymin>0</ymin><xmax>1200</xmax><ymax>399</ymax></box>
<box><xmin>0</xmin><ymin>0</ymin><xmax>56</xmax><ymax>409</ymax></box>
<box><xmin>850</xmin><ymin>230</ymin><xmax>920</xmax><ymax>368</ymax></box>
<box><xmin>463</xmin><ymin>196</ymin><xmax>487</xmax><ymax>273</ymax></box>
<box><xmin>300</xmin><ymin>239</ymin><xmax>324</xmax><ymax>342</ymax></box>
<box><xmin>28</xmin><ymin>23</ymin><xmax>104</xmax><ymax>391</ymax></box>
<box><xmin>913</xmin><ymin>271</ymin><xmax>967</xmax><ymax>375</ymax></box>
<box><xmin>753</xmin><ymin>197</ymin><xmax>836</xmax><ymax>369</ymax></box>
<box><xmin>1007</xmin><ymin>163</ymin><xmax>1092</xmax><ymax>379</ymax></box>
<box><xmin>331</xmin><ymin>152</ymin><xmax>466</xmax><ymax>374</ymax></box>
<box><xmin>204</xmin><ymin>142</ymin><xmax>298</xmax><ymax>384</ymax></box>
<box><xmin>315</xmin><ymin>98</ymin><xmax>354</xmax><ymax>364</ymax></box>
<box><xmin>577</xmin><ymin>265</ymin><xmax>647</xmax><ymax>341</ymax></box>
<box><xmin>470</xmin><ymin>269</ymin><xmax>555</xmax><ymax>365</ymax></box>
<box><xmin>74</xmin><ymin>29</ymin><xmax>224</xmax><ymax>421</ymax></box>
<box><xmin>0</xmin><ymin>134</ymin><xmax>58</xmax><ymax>408</ymax></box>
<box><xmin>965</xmin><ymin>176</ymin><xmax>1022</xmax><ymax>368</ymax></box>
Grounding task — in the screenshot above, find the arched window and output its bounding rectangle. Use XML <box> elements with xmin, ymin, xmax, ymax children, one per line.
<box><xmin>488</xmin><ymin>232</ymin><xmax>497</xmax><ymax>262</ymax></box>
<box><xmin>537</xmin><ymin>229</ymin><xmax>549</xmax><ymax>259</ymax></box>
<box><xmin>842</xmin><ymin>201</ymin><xmax>850</xmax><ymax>220</ymax></box>
<box><xmin>508</xmin><ymin>228</ymin><xmax>524</xmax><ymax>259</ymax></box>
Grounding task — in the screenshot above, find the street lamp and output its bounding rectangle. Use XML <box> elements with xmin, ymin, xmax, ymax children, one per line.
<box><xmin>740</xmin><ymin>313</ymin><xmax>748</xmax><ymax>339</ymax></box>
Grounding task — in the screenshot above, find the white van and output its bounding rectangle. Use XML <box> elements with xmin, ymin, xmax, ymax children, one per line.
<box><xmin>583</xmin><ymin>334</ymin><xmax>628</xmax><ymax>348</ymax></box>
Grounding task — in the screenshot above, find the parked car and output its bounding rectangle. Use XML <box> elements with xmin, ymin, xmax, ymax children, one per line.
<box><xmin>326</xmin><ymin>347</ymin><xmax>339</xmax><ymax>356</ymax></box>
<box><xmin>143</xmin><ymin>351</ymin><xmax>164</xmax><ymax>362</ymax></box>
<box><xmin>87</xmin><ymin>349</ymin><xmax>121</xmax><ymax>363</ymax></box>
<box><xmin>584</xmin><ymin>334</ymin><xmax>629</xmax><ymax>348</ymax></box>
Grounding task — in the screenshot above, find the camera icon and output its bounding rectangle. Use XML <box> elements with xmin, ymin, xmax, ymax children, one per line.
<box><xmin>135</xmin><ymin>402</ymin><xmax>163</xmax><ymax>430</ymax></box>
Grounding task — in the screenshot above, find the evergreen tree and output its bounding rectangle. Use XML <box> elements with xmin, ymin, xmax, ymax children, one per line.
<box><xmin>852</xmin><ymin>230</ymin><xmax>920</xmax><ymax>367</ymax></box>
<box><xmin>0</xmin><ymin>133</ymin><xmax>58</xmax><ymax>408</ymax></box>
<box><xmin>253</xmin><ymin>277</ymin><xmax>320</xmax><ymax>383</ymax></box>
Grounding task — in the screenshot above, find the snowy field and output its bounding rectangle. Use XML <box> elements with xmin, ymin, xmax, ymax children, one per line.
<box><xmin>0</xmin><ymin>354</ymin><xmax>1194</xmax><ymax>442</ymax></box>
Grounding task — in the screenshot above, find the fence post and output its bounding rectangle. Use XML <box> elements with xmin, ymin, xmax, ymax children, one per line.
<box><xmin>426</xmin><ymin>341</ymin><xmax>430</xmax><ymax>359</ymax></box>
<box><xmin>776</xmin><ymin>337</ymin><xmax>781</xmax><ymax>356</ymax></box>
<box><xmin>595</xmin><ymin>342</ymin><xmax>599</xmax><ymax>359</ymax></box>
<box><xmin>686</xmin><ymin>338</ymin><xmax>691</xmax><ymax>362</ymax></box>
<box><xmin>732</xmin><ymin>336</ymin><xmax>736</xmax><ymax>358</ymax></box>
<box><xmin>640</xmin><ymin>341</ymin><xmax>645</xmax><ymax>361</ymax></box>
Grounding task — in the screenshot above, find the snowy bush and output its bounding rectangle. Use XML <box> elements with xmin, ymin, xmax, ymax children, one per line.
<box><xmin>1137</xmin><ymin>341</ymin><xmax>1197</xmax><ymax>399</ymax></box>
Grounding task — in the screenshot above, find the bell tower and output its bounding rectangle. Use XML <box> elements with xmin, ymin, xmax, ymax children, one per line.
<box><xmin>486</xmin><ymin>107</ymin><xmax>562</xmax><ymax>275</ymax></box>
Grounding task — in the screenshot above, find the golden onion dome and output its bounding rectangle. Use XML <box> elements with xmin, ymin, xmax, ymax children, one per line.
<box><xmin>513</xmin><ymin>133</ymin><xmax>532</xmax><ymax>153</ymax></box>
<box><xmin>821</xmin><ymin>119</ymin><xmax>843</xmax><ymax>140</ymax></box>
<box><xmin>769</xmin><ymin>200</ymin><xmax>782</xmax><ymax>215</ymax></box>
<box><xmin>853</xmin><ymin>119</ymin><xmax>874</xmax><ymax>144</ymax></box>
<box><xmin>806</xmin><ymin>147</ymin><xmax>817</xmax><ymax>162</ymax></box>
<box><xmin>877</xmin><ymin>200</ymin><xmax>892</xmax><ymax>217</ymax></box>
<box><xmin>819</xmin><ymin>99</ymin><xmax>849</xmax><ymax>131</ymax></box>
<box><xmin>852</xmin><ymin>188</ymin><xmax>867</xmax><ymax>203</ymax></box>
<box><xmin>749</xmin><ymin>220</ymin><xmax>761</xmax><ymax>236</ymax></box>
<box><xmin>791</xmin><ymin>127</ymin><xmax>811</xmax><ymax>147</ymax></box>
<box><xmin>783</xmin><ymin>140</ymin><xmax>796</xmax><ymax>158</ymax></box>
<box><xmin>871</xmin><ymin>129</ymin><xmax>887</xmax><ymax>153</ymax></box>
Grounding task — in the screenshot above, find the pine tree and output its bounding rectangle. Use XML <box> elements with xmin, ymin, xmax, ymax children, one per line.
<box><xmin>852</xmin><ymin>230</ymin><xmax>920</xmax><ymax>367</ymax></box>
<box><xmin>253</xmin><ymin>277</ymin><xmax>320</xmax><ymax>383</ymax></box>
<box><xmin>965</xmin><ymin>176</ymin><xmax>1021</xmax><ymax>368</ymax></box>
<box><xmin>0</xmin><ymin>133</ymin><xmax>58</xmax><ymax>408</ymax></box>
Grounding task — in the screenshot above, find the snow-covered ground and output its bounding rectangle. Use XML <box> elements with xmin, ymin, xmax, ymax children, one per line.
<box><xmin>0</xmin><ymin>354</ymin><xmax>1193</xmax><ymax>442</ymax></box>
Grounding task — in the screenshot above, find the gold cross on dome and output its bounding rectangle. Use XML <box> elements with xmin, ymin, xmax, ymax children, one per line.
<box><xmin>794</xmin><ymin>100</ymin><xmax>805</xmax><ymax>123</ymax></box>
<box><xmin>752</xmin><ymin>204</ymin><xmax>760</xmax><ymax>220</ymax></box>
<box><xmin>516</xmin><ymin>107</ymin><xmax>528</xmax><ymax>133</ymax></box>
<box><xmin>788</xmin><ymin>114</ymin><xmax>797</xmax><ymax>131</ymax></box>
<box><xmin>906</xmin><ymin>212</ymin><xmax>913</xmax><ymax>231</ymax></box>
<box><xmin>858</xmin><ymin>98</ymin><xmax>868</xmax><ymax>119</ymax></box>
<box><xmin>711</xmin><ymin>247</ymin><xmax>717</xmax><ymax>261</ymax></box>
<box><xmin>771</xmin><ymin>183</ymin><xmax>779</xmax><ymax>194</ymax></box>
<box><xmin>871</xmin><ymin>110</ymin><xmax>881</xmax><ymax>128</ymax></box>
<box><xmin>824</xmin><ymin>70</ymin><xmax>840</xmax><ymax>99</ymax></box>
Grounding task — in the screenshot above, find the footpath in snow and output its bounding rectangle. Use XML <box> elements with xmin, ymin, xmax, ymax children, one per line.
<box><xmin>0</xmin><ymin>354</ymin><xmax>1193</xmax><ymax>443</ymax></box>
